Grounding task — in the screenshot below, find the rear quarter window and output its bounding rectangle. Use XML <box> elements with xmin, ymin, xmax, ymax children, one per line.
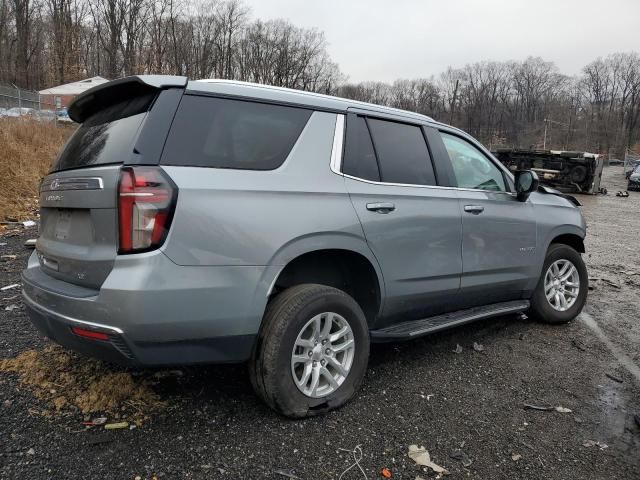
<box><xmin>161</xmin><ymin>95</ymin><xmax>312</xmax><ymax>170</ymax></box>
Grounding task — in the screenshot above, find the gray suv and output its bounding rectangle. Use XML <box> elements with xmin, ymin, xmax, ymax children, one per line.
<box><xmin>22</xmin><ymin>76</ymin><xmax>588</xmax><ymax>417</ymax></box>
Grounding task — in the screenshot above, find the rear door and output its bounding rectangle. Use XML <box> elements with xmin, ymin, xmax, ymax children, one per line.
<box><xmin>432</xmin><ymin>130</ymin><xmax>538</xmax><ymax>307</ymax></box>
<box><xmin>36</xmin><ymin>82</ymin><xmax>181</xmax><ymax>289</ymax></box>
<box><xmin>342</xmin><ymin>113</ymin><xmax>462</xmax><ymax>325</ymax></box>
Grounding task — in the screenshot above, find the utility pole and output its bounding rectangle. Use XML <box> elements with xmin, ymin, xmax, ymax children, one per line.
<box><xmin>543</xmin><ymin>118</ymin><xmax>548</xmax><ymax>150</ymax></box>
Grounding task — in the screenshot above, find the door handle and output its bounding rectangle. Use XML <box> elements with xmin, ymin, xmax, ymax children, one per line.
<box><xmin>366</xmin><ymin>202</ymin><xmax>396</xmax><ymax>213</ymax></box>
<box><xmin>464</xmin><ymin>205</ymin><xmax>484</xmax><ymax>214</ymax></box>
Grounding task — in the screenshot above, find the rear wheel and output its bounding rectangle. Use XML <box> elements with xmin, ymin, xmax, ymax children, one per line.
<box><xmin>249</xmin><ymin>284</ymin><xmax>369</xmax><ymax>418</ymax></box>
<box><xmin>529</xmin><ymin>244</ymin><xmax>588</xmax><ymax>324</ymax></box>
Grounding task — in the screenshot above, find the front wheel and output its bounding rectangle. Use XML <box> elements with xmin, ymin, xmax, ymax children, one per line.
<box><xmin>529</xmin><ymin>244</ymin><xmax>588</xmax><ymax>324</ymax></box>
<box><xmin>249</xmin><ymin>284</ymin><xmax>370</xmax><ymax>418</ymax></box>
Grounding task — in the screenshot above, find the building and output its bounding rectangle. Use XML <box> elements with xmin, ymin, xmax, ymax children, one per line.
<box><xmin>39</xmin><ymin>76</ymin><xmax>109</xmax><ymax>109</ymax></box>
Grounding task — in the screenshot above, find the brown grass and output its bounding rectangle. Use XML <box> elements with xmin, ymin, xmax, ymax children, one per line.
<box><xmin>0</xmin><ymin>118</ymin><xmax>74</xmax><ymax>221</ymax></box>
<box><xmin>0</xmin><ymin>345</ymin><xmax>165</xmax><ymax>423</ymax></box>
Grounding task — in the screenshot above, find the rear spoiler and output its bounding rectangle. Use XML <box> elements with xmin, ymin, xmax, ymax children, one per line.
<box><xmin>68</xmin><ymin>75</ymin><xmax>188</xmax><ymax>123</ymax></box>
<box><xmin>538</xmin><ymin>185</ymin><xmax>582</xmax><ymax>206</ymax></box>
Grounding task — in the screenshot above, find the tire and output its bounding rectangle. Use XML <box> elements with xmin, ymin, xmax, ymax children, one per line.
<box><xmin>249</xmin><ymin>284</ymin><xmax>370</xmax><ymax>418</ymax></box>
<box><xmin>529</xmin><ymin>244</ymin><xmax>588</xmax><ymax>324</ymax></box>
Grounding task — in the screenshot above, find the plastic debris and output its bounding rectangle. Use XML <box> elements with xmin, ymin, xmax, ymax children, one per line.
<box><xmin>1</xmin><ymin>283</ymin><xmax>20</xmax><ymax>291</ymax></box>
<box><xmin>524</xmin><ymin>403</ymin><xmax>572</xmax><ymax>413</ymax></box>
<box><xmin>472</xmin><ymin>342</ymin><xmax>484</xmax><ymax>352</ymax></box>
<box><xmin>22</xmin><ymin>220</ymin><xmax>36</xmax><ymax>228</ymax></box>
<box><xmin>453</xmin><ymin>344</ymin><xmax>463</xmax><ymax>354</ymax></box>
<box><xmin>83</xmin><ymin>417</ymin><xmax>108</xmax><ymax>427</ymax></box>
<box><xmin>4</xmin><ymin>304</ymin><xmax>19</xmax><ymax>311</ymax></box>
<box><xmin>104</xmin><ymin>422</ymin><xmax>129</xmax><ymax>430</ymax></box>
<box><xmin>583</xmin><ymin>440</ymin><xmax>608</xmax><ymax>449</ymax></box>
<box><xmin>26</xmin><ymin>448</ymin><xmax>35</xmax><ymax>455</ymax></box>
<box><xmin>1</xmin><ymin>255</ymin><xmax>17</xmax><ymax>260</ymax></box>
<box><xmin>380</xmin><ymin>467</ymin><xmax>392</xmax><ymax>478</ymax></box>
<box><xmin>408</xmin><ymin>445</ymin><xmax>449</xmax><ymax>475</ymax></box>
<box><xmin>24</xmin><ymin>239</ymin><xmax>37</xmax><ymax>248</ymax></box>
<box><xmin>555</xmin><ymin>406</ymin><xmax>572</xmax><ymax>413</ymax></box>
<box><xmin>512</xmin><ymin>453</ymin><xmax>522</xmax><ymax>461</ymax></box>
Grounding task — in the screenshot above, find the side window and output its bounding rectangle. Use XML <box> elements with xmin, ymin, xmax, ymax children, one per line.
<box><xmin>367</xmin><ymin>118</ymin><xmax>436</xmax><ymax>185</ymax></box>
<box><xmin>343</xmin><ymin>115</ymin><xmax>380</xmax><ymax>181</ymax></box>
<box><xmin>440</xmin><ymin>132</ymin><xmax>506</xmax><ymax>192</ymax></box>
<box><xmin>161</xmin><ymin>95</ymin><xmax>312</xmax><ymax>170</ymax></box>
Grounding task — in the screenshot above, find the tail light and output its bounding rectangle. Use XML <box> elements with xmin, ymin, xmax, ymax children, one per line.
<box><xmin>118</xmin><ymin>166</ymin><xmax>177</xmax><ymax>254</ymax></box>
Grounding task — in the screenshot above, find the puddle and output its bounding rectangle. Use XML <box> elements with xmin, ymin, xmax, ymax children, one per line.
<box><xmin>579</xmin><ymin>312</ymin><xmax>640</xmax><ymax>382</ymax></box>
<box><xmin>580</xmin><ymin>312</ymin><xmax>640</xmax><ymax>457</ymax></box>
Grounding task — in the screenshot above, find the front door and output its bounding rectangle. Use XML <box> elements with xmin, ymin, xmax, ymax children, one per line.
<box><xmin>341</xmin><ymin>114</ymin><xmax>463</xmax><ymax>325</ymax></box>
<box><xmin>434</xmin><ymin>130</ymin><xmax>538</xmax><ymax>308</ymax></box>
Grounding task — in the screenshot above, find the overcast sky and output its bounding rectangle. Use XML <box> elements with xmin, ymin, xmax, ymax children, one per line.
<box><xmin>244</xmin><ymin>0</ymin><xmax>640</xmax><ymax>83</ymax></box>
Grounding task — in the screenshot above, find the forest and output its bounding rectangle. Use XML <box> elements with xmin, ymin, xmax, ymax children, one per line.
<box><xmin>1</xmin><ymin>0</ymin><xmax>639</xmax><ymax>155</ymax></box>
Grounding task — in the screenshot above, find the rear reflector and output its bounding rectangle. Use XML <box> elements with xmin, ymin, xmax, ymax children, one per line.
<box><xmin>118</xmin><ymin>166</ymin><xmax>177</xmax><ymax>254</ymax></box>
<box><xmin>71</xmin><ymin>327</ymin><xmax>110</xmax><ymax>341</ymax></box>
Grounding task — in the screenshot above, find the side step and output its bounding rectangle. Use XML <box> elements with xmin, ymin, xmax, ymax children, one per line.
<box><xmin>370</xmin><ymin>300</ymin><xmax>530</xmax><ymax>342</ymax></box>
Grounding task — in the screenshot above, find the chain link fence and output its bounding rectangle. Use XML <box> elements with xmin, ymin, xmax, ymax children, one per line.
<box><xmin>0</xmin><ymin>84</ymin><xmax>56</xmax><ymax>112</ymax></box>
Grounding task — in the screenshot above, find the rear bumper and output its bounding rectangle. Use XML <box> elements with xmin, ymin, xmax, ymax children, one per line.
<box><xmin>22</xmin><ymin>250</ymin><xmax>270</xmax><ymax>366</ymax></box>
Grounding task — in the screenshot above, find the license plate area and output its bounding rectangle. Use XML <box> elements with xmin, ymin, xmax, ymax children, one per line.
<box><xmin>55</xmin><ymin>209</ymin><xmax>72</xmax><ymax>240</ymax></box>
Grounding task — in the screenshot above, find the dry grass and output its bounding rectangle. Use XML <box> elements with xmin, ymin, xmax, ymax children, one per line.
<box><xmin>0</xmin><ymin>118</ymin><xmax>74</xmax><ymax>221</ymax></box>
<box><xmin>0</xmin><ymin>345</ymin><xmax>165</xmax><ymax>423</ymax></box>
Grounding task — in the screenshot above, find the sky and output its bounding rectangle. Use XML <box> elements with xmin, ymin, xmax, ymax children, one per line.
<box><xmin>244</xmin><ymin>0</ymin><xmax>640</xmax><ymax>83</ymax></box>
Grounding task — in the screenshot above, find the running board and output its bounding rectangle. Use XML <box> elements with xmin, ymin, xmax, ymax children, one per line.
<box><xmin>370</xmin><ymin>300</ymin><xmax>530</xmax><ymax>342</ymax></box>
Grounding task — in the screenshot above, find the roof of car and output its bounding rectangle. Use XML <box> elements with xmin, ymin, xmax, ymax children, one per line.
<box><xmin>188</xmin><ymin>79</ymin><xmax>437</xmax><ymax>126</ymax></box>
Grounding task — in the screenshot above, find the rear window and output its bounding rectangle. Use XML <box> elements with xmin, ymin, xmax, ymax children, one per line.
<box><xmin>160</xmin><ymin>95</ymin><xmax>312</xmax><ymax>170</ymax></box>
<box><xmin>52</xmin><ymin>93</ymin><xmax>154</xmax><ymax>172</ymax></box>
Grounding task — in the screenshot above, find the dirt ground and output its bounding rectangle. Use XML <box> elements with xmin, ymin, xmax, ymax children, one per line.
<box><xmin>0</xmin><ymin>166</ymin><xmax>638</xmax><ymax>480</ymax></box>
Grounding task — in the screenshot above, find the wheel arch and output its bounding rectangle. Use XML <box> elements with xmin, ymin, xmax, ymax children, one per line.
<box><xmin>548</xmin><ymin>231</ymin><xmax>585</xmax><ymax>253</ymax></box>
<box><xmin>252</xmin><ymin>234</ymin><xmax>385</xmax><ymax>329</ymax></box>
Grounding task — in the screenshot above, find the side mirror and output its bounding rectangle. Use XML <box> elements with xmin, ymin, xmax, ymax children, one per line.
<box><xmin>514</xmin><ymin>170</ymin><xmax>539</xmax><ymax>202</ymax></box>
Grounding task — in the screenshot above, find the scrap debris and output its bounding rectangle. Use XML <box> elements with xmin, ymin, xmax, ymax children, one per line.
<box><xmin>472</xmin><ymin>342</ymin><xmax>484</xmax><ymax>352</ymax></box>
<box><xmin>1</xmin><ymin>283</ymin><xmax>20</xmax><ymax>291</ymax></box>
<box><xmin>337</xmin><ymin>445</ymin><xmax>367</xmax><ymax>480</ymax></box>
<box><xmin>583</xmin><ymin>440</ymin><xmax>608</xmax><ymax>449</ymax></box>
<box><xmin>380</xmin><ymin>467</ymin><xmax>392</xmax><ymax>478</ymax></box>
<box><xmin>408</xmin><ymin>445</ymin><xmax>449</xmax><ymax>475</ymax></box>
<box><xmin>605</xmin><ymin>373</ymin><xmax>623</xmax><ymax>383</ymax></box>
<box><xmin>523</xmin><ymin>403</ymin><xmax>572</xmax><ymax>413</ymax></box>
<box><xmin>274</xmin><ymin>470</ymin><xmax>299</xmax><ymax>479</ymax></box>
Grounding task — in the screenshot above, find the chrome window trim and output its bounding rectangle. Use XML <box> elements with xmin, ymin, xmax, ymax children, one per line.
<box><xmin>342</xmin><ymin>172</ymin><xmax>516</xmax><ymax>196</ymax></box>
<box><xmin>330</xmin><ymin>111</ymin><xmax>514</xmax><ymax>196</ymax></box>
<box><xmin>330</xmin><ymin>114</ymin><xmax>345</xmax><ymax>175</ymax></box>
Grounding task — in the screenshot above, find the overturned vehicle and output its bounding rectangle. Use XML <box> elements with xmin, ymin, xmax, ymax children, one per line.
<box><xmin>493</xmin><ymin>149</ymin><xmax>605</xmax><ymax>194</ymax></box>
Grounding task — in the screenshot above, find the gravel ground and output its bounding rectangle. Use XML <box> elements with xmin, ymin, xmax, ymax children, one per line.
<box><xmin>1</xmin><ymin>167</ymin><xmax>639</xmax><ymax>480</ymax></box>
